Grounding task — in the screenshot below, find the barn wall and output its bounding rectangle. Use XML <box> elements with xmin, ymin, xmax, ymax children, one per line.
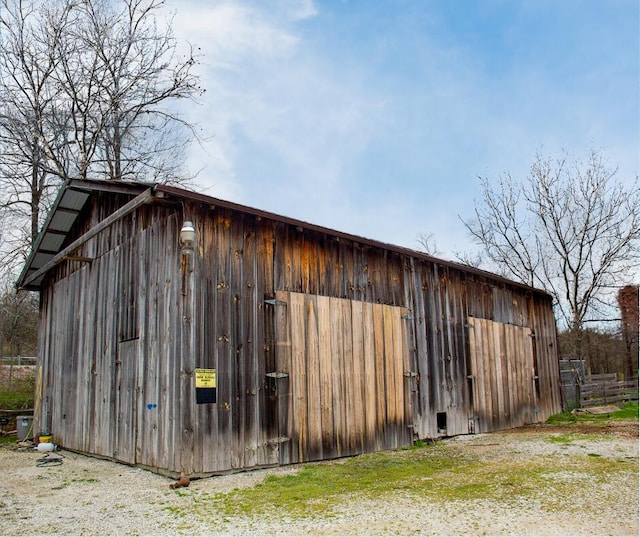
<box><xmin>187</xmin><ymin>202</ymin><xmax>560</xmax><ymax>470</ymax></box>
<box><xmin>34</xmin><ymin>193</ymin><xmax>560</xmax><ymax>477</ymax></box>
<box><xmin>36</xmin><ymin>201</ymin><xmax>189</xmax><ymax>474</ymax></box>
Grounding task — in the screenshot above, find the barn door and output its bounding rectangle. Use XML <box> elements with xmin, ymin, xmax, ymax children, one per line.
<box><xmin>467</xmin><ymin>317</ymin><xmax>537</xmax><ymax>433</ymax></box>
<box><xmin>271</xmin><ymin>291</ymin><xmax>413</xmax><ymax>465</ymax></box>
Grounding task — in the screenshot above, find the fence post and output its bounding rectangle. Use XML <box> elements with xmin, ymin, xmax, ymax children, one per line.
<box><xmin>576</xmin><ymin>381</ymin><xmax>582</xmax><ymax>409</ymax></box>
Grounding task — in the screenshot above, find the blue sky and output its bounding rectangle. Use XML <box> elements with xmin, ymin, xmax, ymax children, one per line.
<box><xmin>169</xmin><ymin>0</ymin><xmax>639</xmax><ymax>260</ymax></box>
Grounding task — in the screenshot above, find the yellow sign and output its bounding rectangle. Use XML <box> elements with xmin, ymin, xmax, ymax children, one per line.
<box><xmin>195</xmin><ymin>368</ymin><xmax>217</xmax><ymax>388</ymax></box>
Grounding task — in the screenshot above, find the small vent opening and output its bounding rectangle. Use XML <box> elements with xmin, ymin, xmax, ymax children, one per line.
<box><xmin>437</xmin><ymin>412</ymin><xmax>447</xmax><ymax>434</ymax></box>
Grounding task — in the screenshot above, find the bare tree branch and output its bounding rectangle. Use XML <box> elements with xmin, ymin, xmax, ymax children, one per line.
<box><xmin>0</xmin><ymin>0</ymin><xmax>203</xmax><ymax>278</ymax></box>
<box><xmin>460</xmin><ymin>149</ymin><xmax>640</xmax><ymax>361</ymax></box>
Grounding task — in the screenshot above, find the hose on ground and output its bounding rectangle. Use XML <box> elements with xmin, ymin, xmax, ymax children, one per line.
<box><xmin>35</xmin><ymin>451</ymin><xmax>65</xmax><ymax>467</ymax></box>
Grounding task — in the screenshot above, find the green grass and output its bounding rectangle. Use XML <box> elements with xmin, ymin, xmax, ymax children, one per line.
<box><xmin>610</xmin><ymin>402</ymin><xmax>640</xmax><ymax>420</ymax></box>
<box><xmin>0</xmin><ymin>370</ymin><xmax>35</xmax><ymax>410</ymax></box>
<box><xmin>0</xmin><ymin>369</ymin><xmax>35</xmax><ymax>442</ymax></box>
<box><xmin>546</xmin><ymin>434</ymin><xmax>576</xmax><ymax>444</ymax></box>
<box><xmin>168</xmin><ymin>436</ymin><xmax>636</xmax><ymax>523</ymax></box>
<box><xmin>546</xmin><ymin>401</ymin><xmax>639</xmax><ymax>424</ymax></box>
<box><xmin>0</xmin><ymin>434</ymin><xmax>17</xmax><ymax>444</ymax></box>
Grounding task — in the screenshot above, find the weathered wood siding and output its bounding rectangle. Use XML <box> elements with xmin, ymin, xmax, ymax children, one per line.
<box><xmin>34</xmin><ymin>191</ymin><xmax>561</xmax><ymax>477</ymax></box>
<box><xmin>38</xmin><ymin>206</ymin><xmax>186</xmax><ymax>473</ymax></box>
<box><xmin>272</xmin><ymin>291</ymin><xmax>412</xmax><ymax>464</ymax></box>
<box><xmin>467</xmin><ymin>317</ymin><xmax>536</xmax><ymax>432</ymax></box>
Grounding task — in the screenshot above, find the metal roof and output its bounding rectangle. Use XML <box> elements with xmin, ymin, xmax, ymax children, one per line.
<box><xmin>18</xmin><ymin>179</ymin><xmax>551</xmax><ymax>297</ymax></box>
<box><xmin>18</xmin><ymin>188</ymin><xmax>89</xmax><ymax>289</ymax></box>
<box><xmin>17</xmin><ymin>179</ymin><xmax>149</xmax><ymax>290</ymax></box>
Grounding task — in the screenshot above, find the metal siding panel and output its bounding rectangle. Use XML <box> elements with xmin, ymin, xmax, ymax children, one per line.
<box><xmin>59</xmin><ymin>189</ymin><xmax>90</xmax><ymax>210</ymax></box>
<box><xmin>40</xmin><ymin>232</ymin><xmax>66</xmax><ymax>252</ymax></box>
<box><xmin>49</xmin><ymin>210</ymin><xmax>77</xmax><ymax>232</ymax></box>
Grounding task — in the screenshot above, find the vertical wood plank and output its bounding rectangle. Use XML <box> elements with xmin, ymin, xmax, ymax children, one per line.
<box><xmin>330</xmin><ymin>297</ymin><xmax>345</xmax><ymax>457</ymax></box>
<box><xmin>289</xmin><ymin>291</ymin><xmax>308</xmax><ymax>463</ymax></box>
<box><xmin>341</xmin><ymin>298</ymin><xmax>356</xmax><ymax>454</ymax></box>
<box><xmin>305</xmin><ymin>295</ymin><xmax>323</xmax><ymax>460</ymax></box>
<box><xmin>243</xmin><ymin>220</ymin><xmax>260</xmax><ymax>469</ymax></box>
<box><xmin>362</xmin><ymin>303</ymin><xmax>377</xmax><ymax>452</ymax></box>
<box><xmin>350</xmin><ymin>299</ymin><xmax>365</xmax><ymax>455</ymax></box>
<box><xmin>274</xmin><ymin>290</ymin><xmax>292</xmax><ymax>465</ymax></box>
<box><xmin>317</xmin><ymin>295</ymin><xmax>335</xmax><ymax>458</ymax></box>
<box><xmin>372</xmin><ymin>302</ymin><xmax>386</xmax><ymax>449</ymax></box>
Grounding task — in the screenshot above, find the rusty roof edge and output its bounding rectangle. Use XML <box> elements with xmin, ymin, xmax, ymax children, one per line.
<box><xmin>155</xmin><ymin>183</ymin><xmax>552</xmax><ymax>298</ymax></box>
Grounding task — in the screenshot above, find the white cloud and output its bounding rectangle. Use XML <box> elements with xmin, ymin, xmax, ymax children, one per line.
<box><xmin>170</xmin><ymin>0</ymin><xmax>389</xmax><ymax>227</ymax></box>
<box><xmin>276</xmin><ymin>0</ymin><xmax>318</xmax><ymax>21</ymax></box>
<box><xmin>174</xmin><ymin>2</ymin><xmax>299</xmax><ymax>65</ymax></box>
<box><xmin>168</xmin><ymin>0</ymin><xmax>638</xmax><ymax>264</ymax></box>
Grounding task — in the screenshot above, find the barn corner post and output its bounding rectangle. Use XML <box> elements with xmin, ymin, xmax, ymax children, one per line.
<box><xmin>179</xmin><ymin>218</ymin><xmax>197</xmax><ymax>476</ymax></box>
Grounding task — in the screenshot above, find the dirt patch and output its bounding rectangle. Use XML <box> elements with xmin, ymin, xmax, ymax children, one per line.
<box><xmin>0</xmin><ymin>422</ymin><xmax>637</xmax><ymax>536</ymax></box>
<box><xmin>516</xmin><ymin>419</ymin><xmax>639</xmax><ymax>438</ymax></box>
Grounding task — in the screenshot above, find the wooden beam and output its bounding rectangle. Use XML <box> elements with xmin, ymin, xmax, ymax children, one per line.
<box><xmin>63</xmin><ymin>256</ymin><xmax>94</xmax><ymax>264</ymax></box>
<box><xmin>67</xmin><ymin>179</ymin><xmax>151</xmax><ymax>196</ymax></box>
<box><xmin>22</xmin><ymin>188</ymin><xmax>154</xmax><ymax>289</ymax></box>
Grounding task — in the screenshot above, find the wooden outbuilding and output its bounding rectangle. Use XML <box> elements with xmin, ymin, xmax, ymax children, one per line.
<box><xmin>18</xmin><ymin>179</ymin><xmax>562</xmax><ymax>477</ymax></box>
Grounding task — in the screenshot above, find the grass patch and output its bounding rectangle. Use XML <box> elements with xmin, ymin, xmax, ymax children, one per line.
<box><xmin>547</xmin><ymin>435</ymin><xmax>575</xmax><ymax>444</ymax></box>
<box><xmin>0</xmin><ymin>434</ymin><xmax>17</xmax><ymax>444</ymax></box>
<box><xmin>169</xmin><ymin>438</ymin><xmax>636</xmax><ymax>523</ymax></box>
<box><xmin>547</xmin><ymin>402</ymin><xmax>638</xmax><ymax>424</ymax></box>
<box><xmin>0</xmin><ymin>369</ymin><xmax>35</xmax><ymax>410</ymax></box>
<box><xmin>205</xmin><ymin>447</ymin><xmax>467</xmax><ymax>518</ymax></box>
<box><xmin>610</xmin><ymin>402</ymin><xmax>639</xmax><ymax>420</ymax></box>
<box><xmin>545</xmin><ymin>432</ymin><xmax>607</xmax><ymax>445</ymax></box>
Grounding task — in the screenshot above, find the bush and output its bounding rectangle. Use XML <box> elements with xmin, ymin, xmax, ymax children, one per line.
<box><xmin>0</xmin><ymin>368</ymin><xmax>35</xmax><ymax>410</ymax></box>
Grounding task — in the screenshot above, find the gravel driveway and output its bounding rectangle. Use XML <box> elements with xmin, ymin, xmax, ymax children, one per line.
<box><xmin>1</xmin><ymin>421</ymin><xmax>637</xmax><ymax>536</ymax></box>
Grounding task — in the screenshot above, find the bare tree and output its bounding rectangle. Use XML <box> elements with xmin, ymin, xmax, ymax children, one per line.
<box><xmin>0</xmin><ymin>280</ymin><xmax>39</xmax><ymax>356</ymax></box>
<box><xmin>461</xmin><ymin>150</ymin><xmax>640</xmax><ymax>361</ymax></box>
<box><xmin>0</xmin><ymin>0</ymin><xmax>72</xmax><ymax>260</ymax></box>
<box><xmin>415</xmin><ymin>232</ymin><xmax>440</xmax><ymax>256</ymax></box>
<box><xmin>57</xmin><ymin>0</ymin><xmax>203</xmax><ymax>181</ymax></box>
<box><xmin>0</xmin><ymin>0</ymin><xmax>202</xmax><ymax>276</ymax></box>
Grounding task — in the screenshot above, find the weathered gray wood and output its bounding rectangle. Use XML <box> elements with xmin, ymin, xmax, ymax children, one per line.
<box><xmin>580</xmin><ymin>378</ymin><xmax>639</xmax><ymax>406</ymax></box>
<box><xmin>23</xmin><ymin>188</ymin><xmax>153</xmax><ymax>288</ymax></box>
<box><xmin>317</xmin><ymin>294</ymin><xmax>335</xmax><ymax>458</ymax></box>
<box><xmin>305</xmin><ymin>295</ymin><xmax>323</xmax><ymax>461</ymax></box>
<box><xmin>468</xmin><ymin>317</ymin><xmax>537</xmax><ymax>433</ymax></box>
<box><xmin>32</xmin><ymin>183</ymin><xmax>561</xmax><ymax>478</ymax></box>
<box><xmin>274</xmin><ymin>291</ymin><xmax>412</xmax><ymax>463</ymax></box>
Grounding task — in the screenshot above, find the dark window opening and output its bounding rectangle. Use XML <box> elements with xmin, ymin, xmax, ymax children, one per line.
<box><xmin>437</xmin><ymin>412</ymin><xmax>447</xmax><ymax>434</ymax></box>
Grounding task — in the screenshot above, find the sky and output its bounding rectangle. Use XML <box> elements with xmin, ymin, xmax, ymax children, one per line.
<box><xmin>167</xmin><ymin>0</ymin><xmax>639</xmax><ymax>261</ymax></box>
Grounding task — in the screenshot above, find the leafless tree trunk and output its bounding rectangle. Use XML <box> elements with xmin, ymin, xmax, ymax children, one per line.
<box><xmin>0</xmin><ymin>0</ymin><xmax>202</xmax><ymax>279</ymax></box>
<box><xmin>0</xmin><ymin>280</ymin><xmax>39</xmax><ymax>356</ymax></box>
<box><xmin>461</xmin><ymin>150</ymin><xmax>640</xmax><ymax>363</ymax></box>
<box><xmin>0</xmin><ymin>0</ymin><xmax>72</xmax><ymax>278</ymax></box>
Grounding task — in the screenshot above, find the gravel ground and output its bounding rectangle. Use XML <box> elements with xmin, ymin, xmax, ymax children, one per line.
<box><xmin>0</xmin><ymin>421</ymin><xmax>637</xmax><ymax>536</ymax></box>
